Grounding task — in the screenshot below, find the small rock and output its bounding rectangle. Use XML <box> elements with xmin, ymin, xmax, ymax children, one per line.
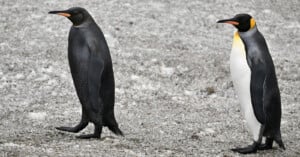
<box><xmin>206</xmin><ymin>87</ymin><xmax>215</xmax><ymax>95</ymax></box>
<box><xmin>15</xmin><ymin>73</ymin><xmax>25</xmax><ymax>80</ymax></box>
<box><xmin>191</xmin><ymin>134</ymin><xmax>199</xmax><ymax>140</ymax></box>
<box><xmin>160</xmin><ymin>66</ymin><xmax>174</xmax><ymax>77</ymax></box>
<box><xmin>130</xmin><ymin>75</ymin><xmax>140</xmax><ymax>80</ymax></box>
<box><xmin>28</xmin><ymin>112</ymin><xmax>47</xmax><ymax>120</ymax></box>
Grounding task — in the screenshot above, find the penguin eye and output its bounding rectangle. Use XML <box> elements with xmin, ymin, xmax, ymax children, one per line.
<box><xmin>73</xmin><ymin>11</ymin><xmax>80</xmax><ymax>15</ymax></box>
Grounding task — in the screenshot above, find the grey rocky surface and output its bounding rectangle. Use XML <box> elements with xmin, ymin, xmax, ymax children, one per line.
<box><xmin>0</xmin><ymin>0</ymin><xmax>299</xmax><ymax>156</ymax></box>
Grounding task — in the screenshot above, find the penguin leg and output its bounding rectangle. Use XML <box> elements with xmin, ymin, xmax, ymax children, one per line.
<box><xmin>76</xmin><ymin>95</ymin><xmax>103</xmax><ymax>139</ymax></box>
<box><xmin>56</xmin><ymin>111</ymin><xmax>89</xmax><ymax>133</ymax></box>
<box><xmin>258</xmin><ymin>137</ymin><xmax>274</xmax><ymax>150</ymax></box>
<box><xmin>231</xmin><ymin>141</ymin><xmax>259</xmax><ymax>154</ymax></box>
<box><xmin>76</xmin><ymin>123</ymin><xmax>102</xmax><ymax>139</ymax></box>
<box><xmin>76</xmin><ymin>114</ymin><xmax>103</xmax><ymax>139</ymax></box>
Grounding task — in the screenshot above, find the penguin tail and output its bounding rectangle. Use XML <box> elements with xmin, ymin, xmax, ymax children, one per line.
<box><xmin>108</xmin><ymin>125</ymin><xmax>124</xmax><ymax>136</ymax></box>
<box><xmin>275</xmin><ymin>138</ymin><xmax>285</xmax><ymax>150</ymax></box>
<box><xmin>104</xmin><ymin>113</ymin><xmax>124</xmax><ymax>136</ymax></box>
<box><xmin>274</xmin><ymin>131</ymin><xmax>285</xmax><ymax>150</ymax></box>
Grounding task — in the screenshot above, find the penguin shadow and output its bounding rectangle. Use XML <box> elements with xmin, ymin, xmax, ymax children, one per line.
<box><xmin>54</xmin><ymin>128</ymin><xmax>121</xmax><ymax>141</ymax></box>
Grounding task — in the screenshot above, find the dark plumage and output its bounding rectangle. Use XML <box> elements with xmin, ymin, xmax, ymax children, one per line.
<box><xmin>49</xmin><ymin>7</ymin><xmax>123</xmax><ymax>139</ymax></box>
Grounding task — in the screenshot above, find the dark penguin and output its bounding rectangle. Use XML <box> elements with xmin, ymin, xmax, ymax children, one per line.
<box><xmin>217</xmin><ymin>14</ymin><xmax>285</xmax><ymax>154</ymax></box>
<box><xmin>49</xmin><ymin>7</ymin><xmax>123</xmax><ymax>139</ymax></box>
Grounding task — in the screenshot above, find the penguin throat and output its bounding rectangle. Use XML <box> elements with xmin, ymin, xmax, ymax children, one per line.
<box><xmin>72</xmin><ymin>16</ymin><xmax>94</xmax><ymax>28</ymax></box>
<box><xmin>72</xmin><ymin>19</ymin><xmax>85</xmax><ymax>26</ymax></box>
<box><xmin>73</xmin><ymin>20</ymin><xmax>92</xmax><ymax>28</ymax></box>
<box><xmin>239</xmin><ymin>25</ymin><xmax>258</xmax><ymax>39</ymax></box>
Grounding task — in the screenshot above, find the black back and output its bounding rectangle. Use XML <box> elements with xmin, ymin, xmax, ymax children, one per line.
<box><xmin>239</xmin><ymin>26</ymin><xmax>282</xmax><ymax>134</ymax></box>
<box><xmin>68</xmin><ymin>15</ymin><xmax>115</xmax><ymax>113</ymax></box>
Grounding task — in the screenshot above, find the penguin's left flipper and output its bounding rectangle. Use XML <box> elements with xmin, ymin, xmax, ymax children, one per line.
<box><xmin>86</xmin><ymin>44</ymin><xmax>104</xmax><ymax>113</ymax></box>
<box><xmin>82</xmin><ymin>43</ymin><xmax>106</xmax><ymax>139</ymax></box>
<box><xmin>231</xmin><ymin>142</ymin><xmax>258</xmax><ymax>154</ymax></box>
<box><xmin>249</xmin><ymin>59</ymin><xmax>267</xmax><ymax>124</ymax></box>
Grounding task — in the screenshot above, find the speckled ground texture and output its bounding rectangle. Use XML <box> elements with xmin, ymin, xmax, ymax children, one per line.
<box><xmin>0</xmin><ymin>0</ymin><xmax>299</xmax><ymax>156</ymax></box>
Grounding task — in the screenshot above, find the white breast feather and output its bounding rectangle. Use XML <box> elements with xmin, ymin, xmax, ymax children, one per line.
<box><xmin>230</xmin><ymin>32</ymin><xmax>262</xmax><ymax>141</ymax></box>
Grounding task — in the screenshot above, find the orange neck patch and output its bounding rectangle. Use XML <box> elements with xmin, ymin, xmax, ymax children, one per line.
<box><xmin>250</xmin><ymin>18</ymin><xmax>256</xmax><ymax>29</ymax></box>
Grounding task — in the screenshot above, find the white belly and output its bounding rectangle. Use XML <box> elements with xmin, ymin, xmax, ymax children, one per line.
<box><xmin>230</xmin><ymin>32</ymin><xmax>261</xmax><ymax>141</ymax></box>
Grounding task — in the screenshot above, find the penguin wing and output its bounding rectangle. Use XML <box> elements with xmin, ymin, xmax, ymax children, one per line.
<box><xmin>249</xmin><ymin>57</ymin><xmax>267</xmax><ymax>124</ymax></box>
<box><xmin>87</xmin><ymin>43</ymin><xmax>104</xmax><ymax>112</ymax></box>
<box><xmin>262</xmin><ymin>73</ymin><xmax>282</xmax><ymax>131</ymax></box>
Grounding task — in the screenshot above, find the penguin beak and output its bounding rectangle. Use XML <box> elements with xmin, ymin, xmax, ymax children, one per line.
<box><xmin>48</xmin><ymin>10</ymin><xmax>71</xmax><ymax>17</ymax></box>
<box><xmin>217</xmin><ymin>18</ymin><xmax>239</xmax><ymax>26</ymax></box>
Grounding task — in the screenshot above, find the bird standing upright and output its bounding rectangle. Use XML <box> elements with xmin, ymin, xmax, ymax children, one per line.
<box><xmin>217</xmin><ymin>14</ymin><xmax>285</xmax><ymax>154</ymax></box>
<box><xmin>49</xmin><ymin>7</ymin><xmax>123</xmax><ymax>139</ymax></box>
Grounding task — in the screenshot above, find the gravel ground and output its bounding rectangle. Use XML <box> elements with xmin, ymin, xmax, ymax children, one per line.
<box><xmin>0</xmin><ymin>0</ymin><xmax>299</xmax><ymax>156</ymax></box>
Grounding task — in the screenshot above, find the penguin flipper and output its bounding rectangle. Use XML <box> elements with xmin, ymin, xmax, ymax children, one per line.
<box><xmin>262</xmin><ymin>74</ymin><xmax>282</xmax><ymax>130</ymax></box>
<box><xmin>86</xmin><ymin>45</ymin><xmax>104</xmax><ymax>113</ymax></box>
<box><xmin>249</xmin><ymin>59</ymin><xmax>267</xmax><ymax>124</ymax></box>
<box><xmin>262</xmin><ymin>74</ymin><xmax>284</xmax><ymax>148</ymax></box>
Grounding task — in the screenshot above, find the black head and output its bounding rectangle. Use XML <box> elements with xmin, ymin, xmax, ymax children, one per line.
<box><xmin>217</xmin><ymin>14</ymin><xmax>256</xmax><ymax>32</ymax></box>
<box><xmin>49</xmin><ymin>7</ymin><xmax>92</xmax><ymax>26</ymax></box>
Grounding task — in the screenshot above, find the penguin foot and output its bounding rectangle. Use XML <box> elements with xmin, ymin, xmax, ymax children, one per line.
<box><xmin>231</xmin><ymin>142</ymin><xmax>258</xmax><ymax>154</ymax></box>
<box><xmin>258</xmin><ymin>137</ymin><xmax>274</xmax><ymax>150</ymax></box>
<box><xmin>258</xmin><ymin>144</ymin><xmax>273</xmax><ymax>150</ymax></box>
<box><xmin>56</xmin><ymin>126</ymin><xmax>79</xmax><ymax>133</ymax></box>
<box><xmin>258</xmin><ymin>138</ymin><xmax>273</xmax><ymax>150</ymax></box>
<box><xmin>76</xmin><ymin>134</ymin><xmax>100</xmax><ymax>139</ymax></box>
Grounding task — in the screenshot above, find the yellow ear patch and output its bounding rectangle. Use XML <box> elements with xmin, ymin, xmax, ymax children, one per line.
<box><xmin>250</xmin><ymin>18</ymin><xmax>256</xmax><ymax>29</ymax></box>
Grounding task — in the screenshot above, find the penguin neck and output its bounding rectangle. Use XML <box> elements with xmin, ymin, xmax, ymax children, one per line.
<box><xmin>238</xmin><ymin>25</ymin><xmax>258</xmax><ymax>39</ymax></box>
<box><xmin>73</xmin><ymin>18</ymin><xmax>95</xmax><ymax>28</ymax></box>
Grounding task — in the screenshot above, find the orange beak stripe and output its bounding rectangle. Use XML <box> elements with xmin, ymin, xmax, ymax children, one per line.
<box><xmin>224</xmin><ymin>21</ymin><xmax>239</xmax><ymax>25</ymax></box>
<box><xmin>57</xmin><ymin>13</ymin><xmax>71</xmax><ymax>17</ymax></box>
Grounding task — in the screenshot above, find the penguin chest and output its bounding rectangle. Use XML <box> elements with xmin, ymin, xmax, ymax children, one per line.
<box><xmin>230</xmin><ymin>32</ymin><xmax>262</xmax><ymax>140</ymax></box>
<box><xmin>230</xmin><ymin>33</ymin><xmax>251</xmax><ymax>104</ymax></box>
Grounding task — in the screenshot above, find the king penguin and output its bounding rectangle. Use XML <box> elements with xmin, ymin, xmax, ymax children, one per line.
<box><xmin>49</xmin><ymin>7</ymin><xmax>123</xmax><ymax>139</ymax></box>
<box><xmin>217</xmin><ymin>14</ymin><xmax>285</xmax><ymax>154</ymax></box>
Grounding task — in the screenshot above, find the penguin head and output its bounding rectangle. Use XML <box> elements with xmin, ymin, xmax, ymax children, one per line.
<box><xmin>217</xmin><ymin>14</ymin><xmax>256</xmax><ymax>32</ymax></box>
<box><xmin>49</xmin><ymin>7</ymin><xmax>92</xmax><ymax>26</ymax></box>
